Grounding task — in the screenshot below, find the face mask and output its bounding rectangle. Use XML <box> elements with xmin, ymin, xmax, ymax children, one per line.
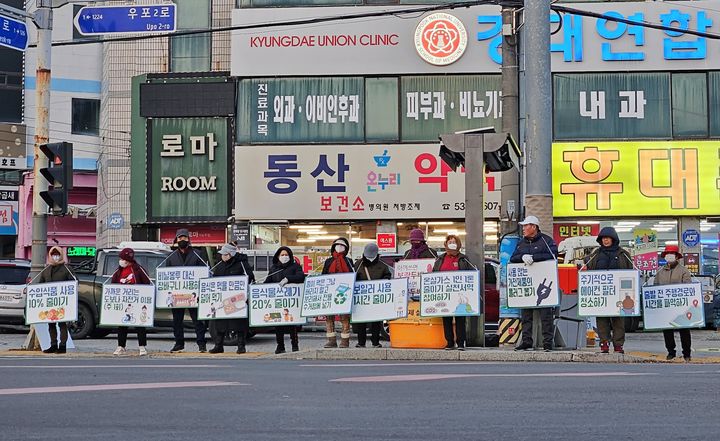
<box><xmin>178</xmin><ymin>240</ymin><xmax>189</xmax><ymax>249</ymax></box>
<box><xmin>447</xmin><ymin>243</ymin><xmax>458</xmax><ymax>250</ymax></box>
<box><xmin>665</xmin><ymin>254</ymin><xmax>676</xmax><ymax>263</ymax></box>
<box><xmin>119</xmin><ymin>259</ymin><xmax>129</xmax><ymax>268</ymax></box>
<box><xmin>334</xmin><ymin>244</ymin><xmax>346</xmax><ymax>254</ymax></box>
<box><xmin>411</xmin><ymin>242</ymin><xmax>424</xmax><ymax>249</ymax></box>
<box><xmin>221</xmin><ymin>254</ymin><xmax>231</xmax><ymax>262</ymax></box>
<box><xmin>51</xmin><ymin>255</ymin><xmax>61</xmax><ymax>263</ymax></box>
<box><xmin>279</xmin><ymin>255</ymin><xmax>290</xmax><ymax>264</ymax></box>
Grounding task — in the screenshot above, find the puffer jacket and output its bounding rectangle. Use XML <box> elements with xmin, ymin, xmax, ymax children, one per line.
<box><xmin>265</xmin><ymin>246</ymin><xmax>305</xmax><ymax>284</ymax></box>
<box><xmin>510</xmin><ymin>232</ymin><xmax>558</xmax><ymax>263</ymax></box>
<box><xmin>354</xmin><ymin>257</ymin><xmax>392</xmax><ymax>281</ymax></box>
<box><xmin>585</xmin><ymin>227</ymin><xmax>633</xmax><ymax>271</ymax></box>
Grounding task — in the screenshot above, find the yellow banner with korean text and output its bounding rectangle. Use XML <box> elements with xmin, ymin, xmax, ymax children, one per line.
<box><xmin>553</xmin><ymin>141</ymin><xmax>720</xmax><ymax>217</ymax></box>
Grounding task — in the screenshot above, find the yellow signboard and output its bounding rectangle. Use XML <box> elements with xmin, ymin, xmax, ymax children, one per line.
<box><xmin>553</xmin><ymin>141</ymin><xmax>720</xmax><ymax>217</ymax></box>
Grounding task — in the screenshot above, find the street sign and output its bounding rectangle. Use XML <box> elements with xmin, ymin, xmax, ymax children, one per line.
<box><xmin>0</xmin><ymin>14</ymin><xmax>29</xmax><ymax>52</ymax></box>
<box><xmin>74</xmin><ymin>4</ymin><xmax>176</xmax><ymax>36</ymax></box>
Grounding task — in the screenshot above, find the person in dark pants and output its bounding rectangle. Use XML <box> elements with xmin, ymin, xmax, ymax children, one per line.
<box><xmin>36</xmin><ymin>246</ymin><xmax>76</xmax><ymax>354</ymax></box>
<box><xmin>322</xmin><ymin>237</ymin><xmax>355</xmax><ymax>348</ymax></box>
<box><xmin>584</xmin><ymin>227</ymin><xmax>634</xmax><ymax>354</ymax></box>
<box><xmin>353</xmin><ymin>243</ymin><xmax>392</xmax><ymax>348</ymax></box>
<box><xmin>655</xmin><ymin>245</ymin><xmax>694</xmax><ymax>362</ymax></box>
<box><xmin>111</xmin><ymin>248</ymin><xmax>152</xmax><ymax>356</ymax></box>
<box><xmin>264</xmin><ymin>246</ymin><xmax>305</xmax><ymax>354</ymax></box>
<box><xmin>432</xmin><ymin>235</ymin><xmax>476</xmax><ymax>351</ymax></box>
<box><xmin>510</xmin><ymin>216</ymin><xmax>559</xmax><ymax>352</ymax></box>
<box><xmin>165</xmin><ymin>228</ymin><xmax>209</xmax><ymax>353</ymax></box>
<box><xmin>209</xmin><ymin>243</ymin><xmax>255</xmax><ymax>354</ymax></box>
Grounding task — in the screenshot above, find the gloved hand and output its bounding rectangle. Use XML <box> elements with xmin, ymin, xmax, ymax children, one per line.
<box><xmin>522</xmin><ymin>254</ymin><xmax>534</xmax><ymax>266</ymax></box>
<box><xmin>279</xmin><ymin>277</ymin><xmax>289</xmax><ymax>287</ymax></box>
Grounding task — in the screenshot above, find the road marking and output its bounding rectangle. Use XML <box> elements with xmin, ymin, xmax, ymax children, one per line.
<box><xmin>0</xmin><ymin>381</ymin><xmax>247</xmax><ymax>396</ymax></box>
<box><xmin>330</xmin><ymin>372</ymin><xmax>655</xmax><ymax>383</ymax></box>
<box><xmin>300</xmin><ymin>362</ymin><xmax>503</xmax><ymax>368</ymax></box>
<box><xmin>0</xmin><ymin>364</ymin><xmax>220</xmax><ymax>369</ymax></box>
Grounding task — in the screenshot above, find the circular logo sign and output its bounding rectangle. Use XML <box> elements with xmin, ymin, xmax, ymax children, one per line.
<box><xmin>414</xmin><ymin>13</ymin><xmax>468</xmax><ymax>66</ymax></box>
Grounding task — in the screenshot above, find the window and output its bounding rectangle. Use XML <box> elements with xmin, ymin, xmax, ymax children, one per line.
<box><xmin>71</xmin><ymin>98</ymin><xmax>100</xmax><ymax>135</ymax></box>
<box><xmin>170</xmin><ymin>0</ymin><xmax>212</xmax><ymax>72</ymax></box>
<box><xmin>672</xmin><ymin>73</ymin><xmax>708</xmax><ymax>138</ymax></box>
<box><xmin>366</xmin><ymin>78</ymin><xmax>399</xmax><ymax>142</ymax></box>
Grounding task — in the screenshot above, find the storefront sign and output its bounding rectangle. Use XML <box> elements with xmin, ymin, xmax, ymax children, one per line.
<box><xmin>25</xmin><ymin>281</ymin><xmax>79</xmax><ymax>324</ymax></box>
<box><xmin>100</xmin><ymin>284</ymin><xmax>155</xmax><ymax>327</ymax></box>
<box><xmin>0</xmin><ymin>123</ymin><xmax>27</xmax><ymax>169</ymax></box>
<box><xmin>682</xmin><ymin>229</ymin><xmax>700</xmax><ymax>248</ymax></box>
<box><xmin>506</xmin><ymin>260</ymin><xmax>560</xmax><ymax>309</ymax></box>
<box><xmin>420</xmin><ymin>270</ymin><xmax>481</xmax><ymax>317</ymax></box>
<box><xmin>632</xmin><ymin>228</ymin><xmax>659</xmax><ymax>272</ymax></box>
<box><xmin>148</xmin><ymin>118</ymin><xmax>230</xmax><ymax>222</ymax></box>
<box><xmin>235</xmin><ymin>144</ymin><xmax>501</xmax><ymax>220</ymax></box>
<box><xmin>578</xmin><ymin>270</ymin><xmax>641</xmax><ymax>317</ymax></box>
<box><xmin>67</xmin><ymin>246</ymin><xmax>97</xmax><ymax>258</ymax></box>
<box><xmin>301</xmin><ymin>272</ymin><xmax>356</xmax><ymax>317</ymax></box>
<box><xmin>249</xmin><ymin>283</ymin><xmax>306</xmax><ymax>327</ymax></box>
<box><xmin>159</xmin><ymin>225</ymin><xmax>227</xmax><ymax>246</ymax></box>
<box><xmin>232</xmin><ymin>222</ymin><xmax>251</xmax><ymax>249</ymax></box>
<box><xmin>198</xmin><ymin>276</ymin><xmax>248</xmax><ymax>320</ymax></box>
<box><xmin>552</xmin><ymin>223</ymin><xmax>599</xmax><ymax>246</ymax></box>
<box><xmin>351</xmin><ymin>278</ymin><xmax>409</xmax><ymax>323</ymax></box>
<box><xmin>684</xmin><ymin>253</ymin><xmax>700</xmax><ymax>276</ymax></box>
<box><xmin>642</xmin><ymin>283</ymin><xmax>704</xmax><ymax>330</ymax></box>
<box><xmin>553</xmin><ymin>141</ymin><xmax>720</xmax><ymax>217</ymax></box>
<box><xmin>394</xmin><ymin>259</ymin><xmax>435</xmax><ymax>299</ymax></box>
<box><xmin>0</xmin><ymin>186</ymin><xmax>19</xmax><ymax>235</ymax></box>
<box><xmin>155</xmin><ymin>266</ymin><xmax>209</xmax><ymax>309</ymax></box>
<box><xmin>377</xmin><ymin>233</ymin><xmax>397</xmax><ymax>253</ymax></box>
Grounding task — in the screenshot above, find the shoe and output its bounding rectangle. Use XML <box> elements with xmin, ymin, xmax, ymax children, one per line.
<box><xmin>543</xmin><ymin>346</ymin><xmax>552</xmax><ymax>352</ymax></box>
<box><xmin>56</xmin><ymin>344</ymin><xmax>66</xmax><ymax>354</ymax></box>
<box><xmin>170</xmin><ymin>343</ymin><xmax>184</xmax><ymax>353</ymax></box>
<box><xmin>275</xmin><ymin>346</ymin><xmax>286</xmax><ymax>354</ymax></box>
<box><xmin>198</xmin><ymin>342</ymin><xmax>207</xmax><ymax>353</ymax></box>
<box><xmin>600</xmin><ymin>341</ymin><xmax>610</xmax><ymax>354</ymax></box>
<box><xmin>355</xmin><ymin>343</ymin><xmax>366</xmax><ymax>348</ymax></box>
<box><xmin>139</xmin><ymin>346</ymin><xmax>148</xmax><ymax>356</ymax></box>
<box><xmin>372</xmin><ymin>344</ymin><xmax>383</xmax><ymax>349</ymax></box>
<box><xmin>113</xmin><ymin>346</ymin><xmax>126</xmax><ymax>356</ymax></box>
<box><xmin>515</xmin><ymin>342</ymin><xmax>533</xmax><ymax>351</ymax></box>
<box><xmin>291</xmin><ymin>344</ymin><xmax>299</xmax><ymax>352</ymax></box>
<box><xmin>613</xmin><ymin>344</ymin><xmax>624</xmax><ymax>354</ymax></box>
<box><xmin>457</xmin><ymin>343</ymin><xmax>466</xmax><ymax>351</ymax></box>
<box><xmin>236</xmin><ymin>345</ymin><xmax>246</xmax><ymax>354</ymax></box>
<box><xmin>324</xmin><ymin>336</ymin><xmax>337</xmax><ymax>348</ymax></box>
<box><xmin>339</xmin><ymin>337</ymin><xmax>350</xmax><ymax>348</ymax></box>
<box><xmin>683</xmin><ymin>356</ymin><xmax>692</xmax><ymax>362</ymax></box>
<box><xmin>43</xmin><ymin>345</ymin><xmax>58</xmax><ymax>354</ymax></box>
<box><xmin>209</xmin><ymin>345</ymin><xmax>224</xmax><ymax>354</ymax></box>
<box><xmin>444</xmin><ymin>344</ymin><xmax>457</xmax><ymax>351</ymax></box>
<box><xmin>666</xmin><ymin>352</ymin><xmax>676</xmax><ymax>361</ymax></box>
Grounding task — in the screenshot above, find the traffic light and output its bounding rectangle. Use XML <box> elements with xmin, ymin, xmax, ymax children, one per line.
<box><xmin>39</xmin><ymin>142</ymin><xmax>73</xmax><ymax>216</ymax></box>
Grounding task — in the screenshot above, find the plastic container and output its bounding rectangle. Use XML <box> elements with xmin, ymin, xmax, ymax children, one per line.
<box><xmin>389</xmin><ymin>301</ymin><xmax>447</xmax><ymax>349</ymax></box>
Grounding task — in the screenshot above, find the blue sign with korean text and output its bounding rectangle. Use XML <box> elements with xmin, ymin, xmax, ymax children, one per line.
<box><xmin>0</xmin><ymin>13</ymin><xmax>29</xmax><ymax>52</ymax></box>
<box><xmin>74</xmin><ymin>4</ymin><xmax>176</xmax><ymax>36</ymax></box>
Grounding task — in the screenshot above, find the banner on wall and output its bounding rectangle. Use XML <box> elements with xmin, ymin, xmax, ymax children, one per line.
<box><xmin>25</xmin><ymin>281</ymin><xmax>79</xmax><ymax>324</ymax></box>
<box><xmin>351</xmin><ymin>278</ymin><xmax>409</xmax><ymax>323</ymax></box>
<box><xmin>642</xmin><ymin>283</ymin><xmax>704</xmax><ymax>330</ymax></box>
<box><xmin>249</xmin><ymin>283</ymin><xmax>306</xmax><ymax>327</ymax></box>
<box><xmin>577</xmin><ymin>270</ymin><xmax>641</xmax><ymax>317</ymax></box>
<box><xmin>506</xmin><ymin>260</ymin><xmax>560</xmax><ymax>309</ymax></box>
<box><xmin>301</xmin><ymin>272</ymin><xmax>356</xmax><ymax>317</ymax></box>
<box><xmin>632</xmin><ymin>228</ymin><xmax>659</xmax><ymax>272</ymax></box>
<box><xmin>198</xmin><ymin>276</ymin><xmax>249</xmax><ymax>320</ymax></box>
<box><xmin>420</xmin><ymin>270</ymin><xmax>481</xmax><ymax>318</ymax></box>
<box><xmin>100</xmin><ymin>284</ymin><xmax>156</xmax><ymax>327</ymax></box>
<box><xmin>156</xmin><ymin>266</ymin><xmax>209</xmax><ymax>309</ymax></box>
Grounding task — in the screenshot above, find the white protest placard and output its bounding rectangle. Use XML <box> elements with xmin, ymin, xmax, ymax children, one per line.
<box><xmin>394</xmin><ymin>259</ymin><xmax>435</xmax><ymax>298</ymax></box>
<box><xmin>642</xmin><ymin>283</ymin><xmax>704</xmax><ymax>331</ymax></box>
<box><xmin>351</xmin><ymin>278</ymin><xmax>409</xmax><ymax>323</ymax></box>
<box><xmin>198</xmin><ymin>276</ymin><xmax>249</xmax><ymax>320</ymax></box>
<box><xmin>100</xmin><ymin>284</ymin><xmax>156</xmax><ymax>327</ymax></box>
<box><xmin>25</xmin><ymin>281</ymin><xmax>79</xmax><ymax>324</ymax></box>
<box><xmin>249</xmin><ymin>283</ymin><xmax>307</xmax><ymax>327</ymax></box>
<box><xmin>506</xmin><ymin>260</ymin><xmax>560</xmax><ymax>308</ymax></box>
<box><xmin>155</xmin><ymin>266</ymin><xmax>209</xmax><ymax>309</ymax></box>
<box><xmin>420</xmin><ymin>270</ymin><xmax>481</xmax><ymax>318</ymax></box>
<box><xmin>301</xmin><ymin>272</ymin><xmax>356</xmax><ymax>317</ymax></box>
<box><xmin>578</xmin><ymin>270</ymin><xmax>641</xmax><ymax>317</ymax></box>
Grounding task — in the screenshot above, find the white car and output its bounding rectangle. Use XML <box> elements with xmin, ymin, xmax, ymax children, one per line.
<box><xmin>0</xmin><ymin>260</ymin><xmax>31</xmax><ymax>326</ymax></box>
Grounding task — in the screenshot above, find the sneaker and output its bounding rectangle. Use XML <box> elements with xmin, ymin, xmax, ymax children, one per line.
<box><xmin>683</xmin><ymin>356</ymin><xmax>692</xmax><ymax>362</ymax></box>
<box><xmin>237</xmin><ymin>345</ymin><xmax>246</xmax><ymax>354</ymax></box>
<box><xmin>275</xmin><ymin>346</ymin><xmax>286</xmax><ymax>354</ymax></box>
<box><xmin>543</xmin><ymin>346</ymin><xmax>552</xmax><ymax>352</ymax></box>
<box><xmin>444</xmin><ymin>344</ymin><xmax>456</xmax><ymax>351</ymax></box>
<box><xmin>139</xmin><ymin>346</ymin><xmax>148</xmax><ymax>356</ymax></box>
<box><xmin>600</xmin><ymin>341</ymin><xmax>610</xmax><ymax>354</ymax></box>
<box><xmin>291</xmin><ymin>345</ymin><xmax>299</xmax><ymax>352</ymax></box>
<box><xmin>355</xmin><ymin>343</ymin><xmax>366</xmax><ymax>348</ymax></box>
<box><xmin>666</xmin><ymin>352</ymin><xmax>676</xmax><ymax>361</ymax></box>
<box><xmin>515</xmin><ymin>342</ymin><xmax>533</xmax><ymax>351</ymax></box>
<box><xmin>457</xmin><ymin>346</ymin><xmax>466</xmax><ymax>352</ymax></box>
<box><xmin>209</xmin><ymin>345</ymin><xmax>224</xmax><ymax>354</ymax></box>
<box><xmin>56</xmin><ymin>344</ymin><xmax>66</xmax><ymax>354</ymax></box>
<box><xmin>372</xmin><ymin>344</ymin><xmax>383</xmax><ymax>349</ymax></box>
<box><xmin>42</xmin><ymin>345</ymin><xmax>57</xmax><ymax>354</ymax></box>
<box><xmin>198</xmin><ymin>342</ymin><xmax>207</xmax><ymax>353</ymax></box>
<box><xmin>613</xmin><ymin>344</ymin><xmax>624</xmax><ymax>354</ymax></box>
<box><xmin>170</xmin><ymin>343</ymin><xmax>184</xmax><ymax>353</ymax></box>
<box><xmin>113</xmin><ymin>346</ymin><xmax>127</xmax><ymax>356</ymax></box>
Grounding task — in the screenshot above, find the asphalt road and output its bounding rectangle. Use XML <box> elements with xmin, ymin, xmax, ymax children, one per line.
<box><xmin>0</xmin><ymin>357</ymin><xmax>717</xmax><ymax>440</ymax></box>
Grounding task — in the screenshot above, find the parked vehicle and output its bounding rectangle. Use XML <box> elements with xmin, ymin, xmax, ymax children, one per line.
<box><xmin>0</xmin><ymin>260</ymin><xmax>31</xmax><ymax>326</ymax></box>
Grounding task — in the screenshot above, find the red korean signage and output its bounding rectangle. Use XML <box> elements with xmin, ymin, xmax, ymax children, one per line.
<box><xmin>159</xmin><ymin>225</ymin><xmax>227</xmax><ymax>246</ymax></box>
<box><xmin>377</xmin><ymin>233</ymin><xmax>397</xmax><ymax>253</ymax></box>
<box><xmin>552</xmin><ymin>223</ymin><xmax>600</xmax><ymax>245</ymax></box>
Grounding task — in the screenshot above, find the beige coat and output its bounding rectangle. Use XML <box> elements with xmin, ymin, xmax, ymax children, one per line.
<box><xmin>654</xmin><ymin>263</ymin><xmax>692</xmax><ymax>286</ymax></box>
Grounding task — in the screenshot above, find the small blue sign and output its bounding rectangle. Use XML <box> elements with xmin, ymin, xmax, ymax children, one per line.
<box><xmin>107</xmin><ymin>213</ymin><xmax>124</xmax><ymax>230</ymax></box>
<box><xmin>0</xmin><ymin>14</ymin><xmax>29</xmax><ymax>52</ymax></box>
<box><xmin>74</xmin><ymin>4</ymin><xmax>176</xmax><ymax>36</ymax></box>
<box><xmin>682</xmin><ymin>229</ymin><xmax>700</xmax><ymax>248</ymax></box>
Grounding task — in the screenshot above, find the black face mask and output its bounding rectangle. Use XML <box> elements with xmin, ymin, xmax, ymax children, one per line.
<box><xmin>178</xmin><ymin>240</ymin><xmax>189</xmax><ymax>249</ymax></box>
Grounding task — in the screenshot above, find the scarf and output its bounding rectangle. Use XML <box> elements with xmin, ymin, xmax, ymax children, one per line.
<box><xmin>330</xmin><ymin>251</ymin><xmax>350</xmax><ymax>273</ymax></box>
<box><xmin>409</xmin><ymin>242</ymin><xmax>430</xmax><ymax>259</ymax></box>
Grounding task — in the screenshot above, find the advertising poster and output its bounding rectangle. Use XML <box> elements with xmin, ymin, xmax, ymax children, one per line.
<box><xmin>301</xmin><ymin>272</ymin><xmax>356</xmax><ymax>317</ymax></box>
<box><xmin>351</xmin><ymin>278</ymin><xmax>409</xmax><ymax>323</ymax></box>
<box><xmin>498</xmin><ymin>235</ymin><xmax>521</xmax><ymax>318</ymax></box>
<box><xmin>25</xmin><ymin>281</ymin><xmax>79</xmax><ymax>324</ymax></box>
<box><xmin>394</xmin><ymin>258</ymin><xmax>436</xmax><ymax>299</ymax></box>
<box><xmin>642</xmin><ymin>283</ymin><xmax>704</xmax><ymax>330</ymax></box>
<box><xmin>578</xmin><ymin>270</ymin><xmax>641</xmax><ymax>317</ymax></box>
<box><xmin>419</xmin><ymin>270</ymin><xmax>481</xmax><ymax>318</ymax></box>
<box><xmin>198</xmin><ymin>276</ymin><xmax>249</xmax><ymax>320</ymax></box>
<box><xmin>506</xmin><ymin>260</ymin><xmax>560</xmax><ymax>309</ymax></box>
<box><xmin>632</xmin><ymin>228</ymin><xmax>659</xmax><ymax>272</ymax></box>
<box><xmin>249</xmin><ymin>283</ymin><xmax>306</xmax><ymax>327</ymax></box>
<box><xmin>100</xmin><ymin>284</ymin><xmax>156</xmax><ymax>327</ymax></box>
<box><xmin>156</xmin><ymin>266</ymin><xmax>210</xmax><ymax>309</ymax></box>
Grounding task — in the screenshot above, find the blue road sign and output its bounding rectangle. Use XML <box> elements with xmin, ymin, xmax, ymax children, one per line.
<box><xmin>74</xmin><ymin>4</ymin><xmax>176</xmax><ymax>36</ymax></box>
<box><xmin>0</xmin><ymin>14</ymin><xmax>29</xmax><ymax>52</ymax></box>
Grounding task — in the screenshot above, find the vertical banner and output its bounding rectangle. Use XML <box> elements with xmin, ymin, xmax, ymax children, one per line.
<box><xmin>632</xmin><ymin>229</ymin><xmax>659</xmax><ymax>272</ymax></box>
<box><xmin>498</xmin><ymin>235</ymin><xmax>521</xmax><ymax>318</ymax></box>
<box><xmin>351</xmin><ymin>278</ymin><xmax>409</xmax><ymax>323</ymax></box>
<box><xmin>642</xmin><ymin>283</ymin><xmax>704</xmax><ymax>330</ymax></box>
<box><xmin>577</xmin><ymin>270</ymin><xmax>641</xmax><ymax>317</ymax></box>
<box><xmin>198</xmin><ymin>276</ymin><xmax>249</xmax><ymax>320</ymax></box>
<box><xmin>100</xmin><ymin>284</ymin><xmax>156</xmax><ymax>327</ymax></box>
<box><xmin>249</xmin><ymin>283</ymin><xmax>307</xmax><ymax>327</ymax></box>
<box><xmin>419</xmin><ymin>270</ymin><xmax>481</xmax><ymax>317</ymax></box>
<box><xmin>25</xmin><ymin>281</ymin><xmax>79</xmax><ymax>324</ymax></box>
<box><xmin>394</xmin><ymin>259</ymin><xmax>435</xmax><ymax>299</ymax></box>
<box><xmin>506</xmin><ymin>260</ymin><xmax>560</xmax><ymax>308</ymax></box>
<box><xmin>156</xmin><ymin>266</ymin><xmax>210</xmax><ymax>309</ymax></box>
<box><xmin>301</xmin><ymin>272</ymin><xmax>356</xmax><ymax>317</ymax></box>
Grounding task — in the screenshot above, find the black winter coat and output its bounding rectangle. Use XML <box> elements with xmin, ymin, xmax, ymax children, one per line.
<box><xmin>321</xmin><ymin>255</ymin><xmax>354</xmax><ymax>274</ymax></box>
<box><xmin>510</xmin><ymin>232</ymin><xmax>558</xmax><ymax>263</ymax></box>
<box><xmin>37</xmin><ymin>263</ymin><xmax>74</xmax><ymax>284</ymax></box>
<box><xmin>166</xmin><ymin>247</ymin><xmax>206</xmax><ymax>268</ymax></box>
<box><xmin>265</xmin><ymin>247</ymin><xmax>305</xmax><ymax>284</ymax></box>
<box><xmin>211</xmin><ymin>254</ymin><xmax>252</xmax><ymax>333</ymax></box>
<box><xmin>586</xmin><ymin>227</ymin><xmax>633</xmax><ymax>271</ymax></box>
<box><xmin>354</xmin><ymin>257</ymin><xmax>392</xmax><ymax>281</ymax></box>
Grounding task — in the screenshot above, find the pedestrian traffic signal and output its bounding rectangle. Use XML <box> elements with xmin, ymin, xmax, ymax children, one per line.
<box><xmin>39</xmin><ymin>142</ymin><xmax>73</xmax><ymax>216</ymax></box>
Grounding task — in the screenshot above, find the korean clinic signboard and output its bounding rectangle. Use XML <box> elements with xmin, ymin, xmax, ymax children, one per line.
<box><xmin>231</xmin><ymin>2</ymin><xmax>720</xmax><ymax>76</ymax></box>
<box><xmin>553</xmin><ymin>141</ymin><xmax>720</xmax><ymax>217</ymax></box>
<box><xmin>148</xmin><ymin>118</ymin><xmax>230</xmax><ymax>222</ymax></box>
<box><xmin>234</xmin><ymin>144</ymin><xmax>501</xmax><ymax>220</ymax></box>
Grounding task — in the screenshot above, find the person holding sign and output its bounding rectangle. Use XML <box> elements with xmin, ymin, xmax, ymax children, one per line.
<box><xmin>265</xmin><ymin>246</ymin><xmax>306</xmax><ymax>354</ymax></box>
<box><xmin>110</xmin><ymin>248</ymin><xmax>152</xmax><ymax>356</ymax></box>
<box><xmin>403</xmin><ymin>228</ymin><xmax>438</xmax><ymax>260</ymax></box>
<box><xmin>166</xmin><ymin>228</ymin><xmax>210</xmax><ymax>353</ymax></box>
<box><xmin>36</xmin><ymin>247</ymin><xmax>76</xmax><ymax>354</ymax></box>
<box><xmin>655</xmin><ymin>245</ymin><xmax>693</xmax><ymax>362</ymax></box>
<box><xmin>322</xmin><ymin>237</ymin><xmax>355</xmax><ymax>348</ymax></box>
<box><xmin>510</xmin><ymin>216</ymin><xmax>558</xmax><ymax>352</ymax></box>
<box><xmin>353</xmin><ymin>242</ymin><xmax>392</xmax><ymax>348</ymax></box>
<box><xmin>208</xmin><ymin>244</ymin><xmax>255</xmax><ymax>354</ymax></box>
<box><xmin>584</xmin><ymin>227</ymin><xmax>634</xmax><ymax>354</ymax></box>
<box><xmin>432</xmin><ymin>235</ymin><xmax>476</xmax><ymax>350</ymax></box>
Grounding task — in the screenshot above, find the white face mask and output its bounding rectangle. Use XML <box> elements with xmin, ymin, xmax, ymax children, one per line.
<box><xmin>665</xmin><ymin>254</ymin><xmax>677</xmax><ymax>263</ymax></box>
<box><xmin>447</xmin><ymin>243</ymin><xmax>458</xmax><ymax>250</ymax></box>
<box><xmin>118</xmin><ymin>259</ymin><xmax>129</xmax><ymax>268</ymax></box>
<box><xmin>51</xmin><ymin>255</ymin><xmax>61</xmax><ymax>263</ymax></box>
<box><xmin>279</xmin><ymin>255</ymin><xmax>290</xmax><ymax>264</ymax></box>
<box><xmin>334</xmin><ymin>244</ymin><xmax>346</xmax><ymax>254</ymax></box>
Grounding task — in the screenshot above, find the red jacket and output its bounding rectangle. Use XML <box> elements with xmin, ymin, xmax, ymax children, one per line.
<box><xmin>111</xmin><ymin>262</ymin><xmax>151</xmax><ymax>285</ymax></box>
